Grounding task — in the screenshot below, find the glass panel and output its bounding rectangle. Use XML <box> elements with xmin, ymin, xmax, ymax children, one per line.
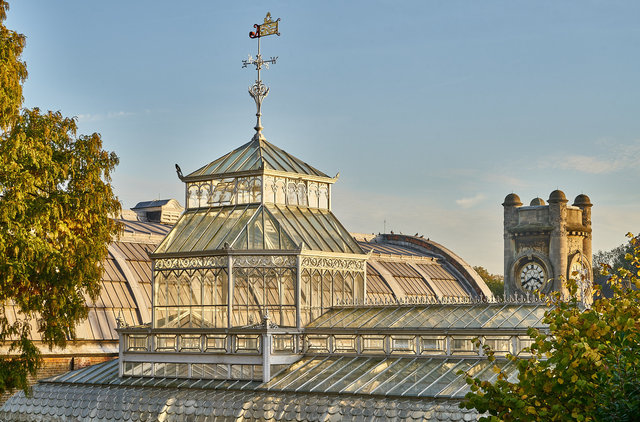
<box><xmin>484</xmin><ymin>336</ymin><xmax>511</xmax><ymax>355</ymax></box>
<box><xmin>176</xmin><ymin>363</ymin><xmax>189</xmax><ymax>378</ymax></box>
<box><xmin>233</xmin><ymin>227</ymin><xmax>249</xmax><ymax>249</ymax></box>
<box><xmin>206</xmin><ymin>206</ymin><xmax>256</xmax><ymax>250</ymax></box>
<box><xmin>398</xmin><ymin>359</ymin><xmax>460</xmax><ymax>396</ymax></box>
<box><xmin>517</xmin><ymin>336</ymin><xmax>535</xmax><ymax>356</ymax></box>
<box><xmin>322</xmin><ymin>271</ymin><xmax>333</xmax><ymax>309</ymax></box>
<box><xmin>311</xmin><ymin>209</ymin><xmax>360</xmax><ymax>254</ymax></box>
<box><xmin>501</xmin><ymin>306</ymin><xmax>536</xmax><ymax>328</ymax></box>
<box><xmin>391</xmin><ymin>335</ymin><xmax>416</xmax><ymax>354</ymax></box>
<box><xmin>447</xmin><ymin>306</ymin><xmax>479</xmax><ymax>328</ymax></box>
<box><xmin>127</xmin><ymin>335</ymin><xmax>148</xmax><ymax>351</ymax></box>
<box><xmin>331</xmin><ymin>272</ymin><xmax>343</xmax><ymax>305</ymax></box>
<box><xmin>166</xmin><ymin>210</ymin><xmax>209</xmax><ymax>253</ymax></box>
<box><xmin>418</xmin><ymin>360</ymin><xmax>468</xmax><ymax>396</ymax></box>
<box><xmin>326</xmin><ymin>308</ymin><xmax>368</xmax><ymax>329</ymax></box>
<box><xmin>358</xmin><ymin>308</ymin><xmax>399</xmax><ymax>328</ymax></box>
<box><xmin>318</xmin><ymin>185</ymin><xmax>328</xmax><ymax>209</ymax></box>
<box><xmin>310</xmin><ymin>358</ymin><xmax>372</xmax><ymax>393</ymax></box>
<box><xmin>368</xmin><ymin>307</ymin><xmax>407</xmax><ymax>329</ymax></box>
<box><xmin>367</xmin><ymin>359</ymin><xmax>418</xmax><ymax>395</ymax></box>
<box><xmin>451</xmin><ymin>337</ymin><xmax>477</xmax><ymax>355</ymax></box>
<box><xmin>334</xmin><ymin>335</ymin><xmax>356</xmax><ymax>353</ymax></box>
<box><xmin>307</xmin><ymin>335</ymin><xmax>330</xmax><ymax>353</ymax></box>
<box><xmin>297</xmin><ymin>207</ymin><xmax>341</xmax><ymax>251</ymax></box>
<box><xmin>384</xmin><ymin>358</ymin><xmax>439</xmax><ymax>396</ymax></box>
<box><xmin>421</xmin><ymin>336</ymin><xmax>446</xmax><ymax>355</ymax></box>
<box><xmin>190</xmin><ymin>207</ymin><xmax>232</xmax><ymax>251</ymax></box>
<box><xmin>156</xmin><ymin>335</ymin><xmax>177</xmax><ymax>351</ymax></box>
<box><xmin>362</xmin><ymin>335</ymin><xmax>386</xmax><ymax>354</ymax></box>
<box><xmin>484</xmin><ymin>305</ymin><xmax>521</xmax><ymax>328</ymax></box>
<box><xmin>263</xmin><ymin>357</ymin><xmax>320</xmax><ymax>390</ymax></box>
<box><xmin>282</xmin><ymin>357</ymin><xmax>343</xmax><ymax>391</ymax></box>
<box><xmin>249</xmin><ymin>212</ymin><xmax>264</xmax><ymax>249</ymax></box>
<box><xmin>355</xmin><ymin>273</ymin><xmax>364</xmax><ymax>301</ymax></box>
<box><xmin>346</xmin><ymin>307</ymin><xmax>388</xmax><ymax>329</ymax></box>
<box><xmin>235</xmin><ymin>335</ymin><xmax>260</xmax><ymax>353</ymax></box>
<box><xmin>517</xmin><ymin>305</ymin><xmax>548</xmax><ymax>328</ymax></box>
<box><xmin>344</xmin><ymin>358</ymin><xmax>398</xmax><ymax>394</ymax></box>
<box><xmin>154</xmin><ymin>211</ymin><xmax>198</xmax><ymax>254</ymax></box>
<box><xmin>155</xmin><ymin>271</ymin><xmax>168</xmax><ymax>308</ymax></box>
<box><xmin>269</xmin><ymin>205</ymin><xmax>322</xmax><ymax>251</ymax></box>
<box><xmin>465</xmin><ymin>305</ymin><xmax>500</xmax><ymax>328</ymax></box>
<box><xmin>180</xmin><ymin>335</ymin><xmax>202</xmax><ymax>352</ymax></box>
<box><xmin>263</xmin><ymin>211</ymin><xmax>280</xmax><ymax>249</ymax></box>
<box><xmin>344</xmin><ymin>273</ymin><xmax>354</xmax><ymax>303</ymax></box>
<box><xmin>206</xmin><ymin>335</ymin><xmax>227</xmax><ymax>352</ymax></box>
<box><xmin>273</xmin><ymin>335</ymin><xmax>294</xmax><ymax>353</ymax></box>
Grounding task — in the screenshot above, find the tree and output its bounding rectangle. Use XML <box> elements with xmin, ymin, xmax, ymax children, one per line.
<box><xmin>592</xmin><ymin>235</ymin><xmax>640</xmax><ymax>294</ymax></box>
<box><xmin>474</xmin><ymin>266</ymin><xmax>504</xmax><ymax>298</ymax></box>
<box><xmin>0</xmin><ymin>0</ymin><xmax>120</xmax><ymax>393</ymax></box>
<box><xmin>461</xmin><ymin>233</ymin><xmax>640</xmax><ymax>421</ymax></box>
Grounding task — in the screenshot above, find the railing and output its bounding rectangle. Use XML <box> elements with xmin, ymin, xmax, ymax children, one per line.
<box><xmin>117</xmin><ymin>326</ymin><xmax>304</xmax><ymax>383</ymax></box>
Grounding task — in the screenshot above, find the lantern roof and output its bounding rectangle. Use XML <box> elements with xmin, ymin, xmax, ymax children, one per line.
<box><xmin>182</xmin><ymin>138</ymin><xmax>334</xmax><ymax>182</ymax></box>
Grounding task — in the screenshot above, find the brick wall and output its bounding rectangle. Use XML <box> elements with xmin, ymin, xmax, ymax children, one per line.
<box><xmin>0</xmin><ymin>355</ymin><xmax>116</xmax><ymax>405</ymax></box>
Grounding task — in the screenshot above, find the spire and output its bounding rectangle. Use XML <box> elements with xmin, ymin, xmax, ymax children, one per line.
<box><xmin>242</xmin><ymin>13</ymin><xmax>280</xmax><ymax>141</ymax></box>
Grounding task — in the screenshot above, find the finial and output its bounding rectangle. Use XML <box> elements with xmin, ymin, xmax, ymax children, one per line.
<box><xmin>242</xmin><ymin>13</ymin><xmax>281</xmax><ymax>141</ymax></box>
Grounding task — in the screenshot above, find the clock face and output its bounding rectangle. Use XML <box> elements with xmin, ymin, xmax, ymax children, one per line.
<box><xmin>519</xmin><ymin>262</ymin><xmax>546</xmax><ymax>291</ymax></box>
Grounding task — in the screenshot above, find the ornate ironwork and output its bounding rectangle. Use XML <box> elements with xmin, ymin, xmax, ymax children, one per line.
<box><xmin>242</xmin><ymin>13</ymin><xmax>280</xmax><ymax>141</ymax></box>
<box><xmin>232</xmin><ymin>255</ymin><xmax>296</xmax><ymax>268</ymax></box>
<box><xmin>249</xmin><ymin>12</ymin><xmax>281</xmax><ymax>38</ymax></box>
<box><xmin>155</xmin><ymin>256</ymin><xmax>227</xmax><ymax>270</ymax></box>
<box><xmin>301</xmin><ymin>256</ymin><xmax>366</xmax><ymax>271</ymax></box>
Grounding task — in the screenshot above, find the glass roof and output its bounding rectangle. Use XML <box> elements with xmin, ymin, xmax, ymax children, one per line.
<box><xmin>154</xmin><ymin>204</ymin><xmax>364</xmax><ymax>255</ymax></box>
<box><xmin>44</xmin><ymin>357</ymin><xmax>517</xmax><ymax>400</ymax></box>
<box><xmin>44</xmin><ymin>359</ymin><xmax>261</xmax><ymax>391</ymax></box>
<box><xmin>263</xmin><ymin>356</ymin><xmax>518</xmax><ymax>398</ymax></box>
<box><xmin>306</xmin><ymin>303</ymin><xmax>549</xmax><ymax>330</ymax></box>
<box><xmin>185</xmin><ymin>139</ymin><xmax>330</xmax><ymax>180</ymax></box>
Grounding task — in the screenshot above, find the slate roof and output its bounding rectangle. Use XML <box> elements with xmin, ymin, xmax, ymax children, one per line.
<box><xmin>0</xmin><ymin>359</ymin><xmax>487</xmax><ymax>421</ymax></box>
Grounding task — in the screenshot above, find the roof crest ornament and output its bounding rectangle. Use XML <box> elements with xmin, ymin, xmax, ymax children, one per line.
<box><xmin>242</xmin><ymin>12</ymin><xmax>280</xmax><ymax>141</ymax></box>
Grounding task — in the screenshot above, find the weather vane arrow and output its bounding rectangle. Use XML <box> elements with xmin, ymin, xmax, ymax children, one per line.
<box><xmin>242</xmin><ymin>13</ymin><xmax>281</xmax><ymax>141</ymax></box>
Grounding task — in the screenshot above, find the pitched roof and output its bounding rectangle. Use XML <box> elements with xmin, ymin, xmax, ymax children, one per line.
<box><xmin>153</xmin><ymin>204</ymin><xmax>364</xmax><ymax>255</ymax></box>
<box><xmin>184</xmin><ymin>139</ymin><xmax>331</xmax><ymax>180</ymax></box>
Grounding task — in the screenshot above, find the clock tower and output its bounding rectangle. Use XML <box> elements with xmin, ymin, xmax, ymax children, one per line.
<box><xmin>503</xmin><ymin>190</ymin><xmax>592</xmax><ymax>302</ymax></box>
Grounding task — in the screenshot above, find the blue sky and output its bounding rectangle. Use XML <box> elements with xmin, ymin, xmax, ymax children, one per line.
<box><xmin>7</xmin><ymin>1</ymin><xmax>640</xmax><ymax>273</ymax></box>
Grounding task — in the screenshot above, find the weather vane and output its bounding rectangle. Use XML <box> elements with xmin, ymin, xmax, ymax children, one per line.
<box><xmin>242</xmin><ymin>12</ymin><xmax>281</xmax><ymax>141</ymax></box>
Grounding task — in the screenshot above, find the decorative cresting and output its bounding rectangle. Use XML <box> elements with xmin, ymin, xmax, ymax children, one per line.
<box><xmin>243</xmin><ymin>12</ymin><xmax>280</xmax><ymax>141</ymax></box>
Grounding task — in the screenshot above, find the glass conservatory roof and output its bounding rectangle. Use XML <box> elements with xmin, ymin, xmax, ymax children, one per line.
<box><xmin>263</xmin><ymin>356</ymin><xmax>518</xmax><ymax>399</ymax></box>
<box><xmin>154</xmin><ymin>204</ymin><xmax>364</xmax><ymax>255</ymax></box>
<box><xmin>184</xmin><ymin>139</ymin><xmax>331</xmax><ymax>180</ymax></box>
<box><xmin>40</xmin><ymin>356</ymin><xmax>517</xmax><ymax>400</ymax></box>
<box><xmin>306</xmin><ymin>303</ymin><xmax>549</xmax><ymax>330</ymax></box>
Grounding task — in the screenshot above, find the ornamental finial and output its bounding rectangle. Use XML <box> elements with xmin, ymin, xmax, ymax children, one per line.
<box><xmin>242</xmin><ymin>13</ymin><xmax>280</xmax><ymax>141</ymax></box>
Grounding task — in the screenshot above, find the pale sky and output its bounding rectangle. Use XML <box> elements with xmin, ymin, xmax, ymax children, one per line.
<box><xmin>7</xmin><ymin>1</ymin><xmax>640</xmax><ymax>273</ymax></box>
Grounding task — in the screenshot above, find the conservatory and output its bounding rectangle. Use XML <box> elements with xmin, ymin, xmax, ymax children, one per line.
<box><xmin>118</xmin><ymin>137</ymin><xmax>370</xmax><ymax>382</ymax></box>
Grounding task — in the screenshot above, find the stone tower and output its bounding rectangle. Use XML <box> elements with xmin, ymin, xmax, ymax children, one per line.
<box><xmin>503</xmin><ymin>190</ymin><xmax>592</xmax><ymax>300</ymax></box>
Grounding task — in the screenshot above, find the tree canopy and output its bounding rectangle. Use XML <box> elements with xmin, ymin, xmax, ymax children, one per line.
<box><xmin>0</xmin><ymin>0</ymin><xmax>120</xmax><ymax>393</ymax></box>
<box><xmin>462</xmin><ymin>233</ymin><xmax>640</xmax><ymax>421</ymax></box>
<box><xmin>474</xmin><ymin>266</ymin><xmax>504</xmax><ymax>298</ymax></box>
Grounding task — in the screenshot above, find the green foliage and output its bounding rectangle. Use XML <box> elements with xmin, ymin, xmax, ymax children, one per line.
<box><xmin>462</xmin><ymin>234</ymin><xmax>640</xmax><ymax>421</ymax></box>
<box><xmin>0</xmin><ymin>0</ymin><xmax>27</xmax><ymax>130</ymax></box>
<box><xmin>474</xmin><ymin>266</ymin><xmax>504</xmax><ymax>298</ymax></box>
<box><xmin>593</xmin><ymin>235</ymin><xmax>640</xmax><ymax>289</ymax></box>
<box><xmin>0</xmin><ymin>1</ymin><xmax>121</xmax><ymax>394</ymax></box>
